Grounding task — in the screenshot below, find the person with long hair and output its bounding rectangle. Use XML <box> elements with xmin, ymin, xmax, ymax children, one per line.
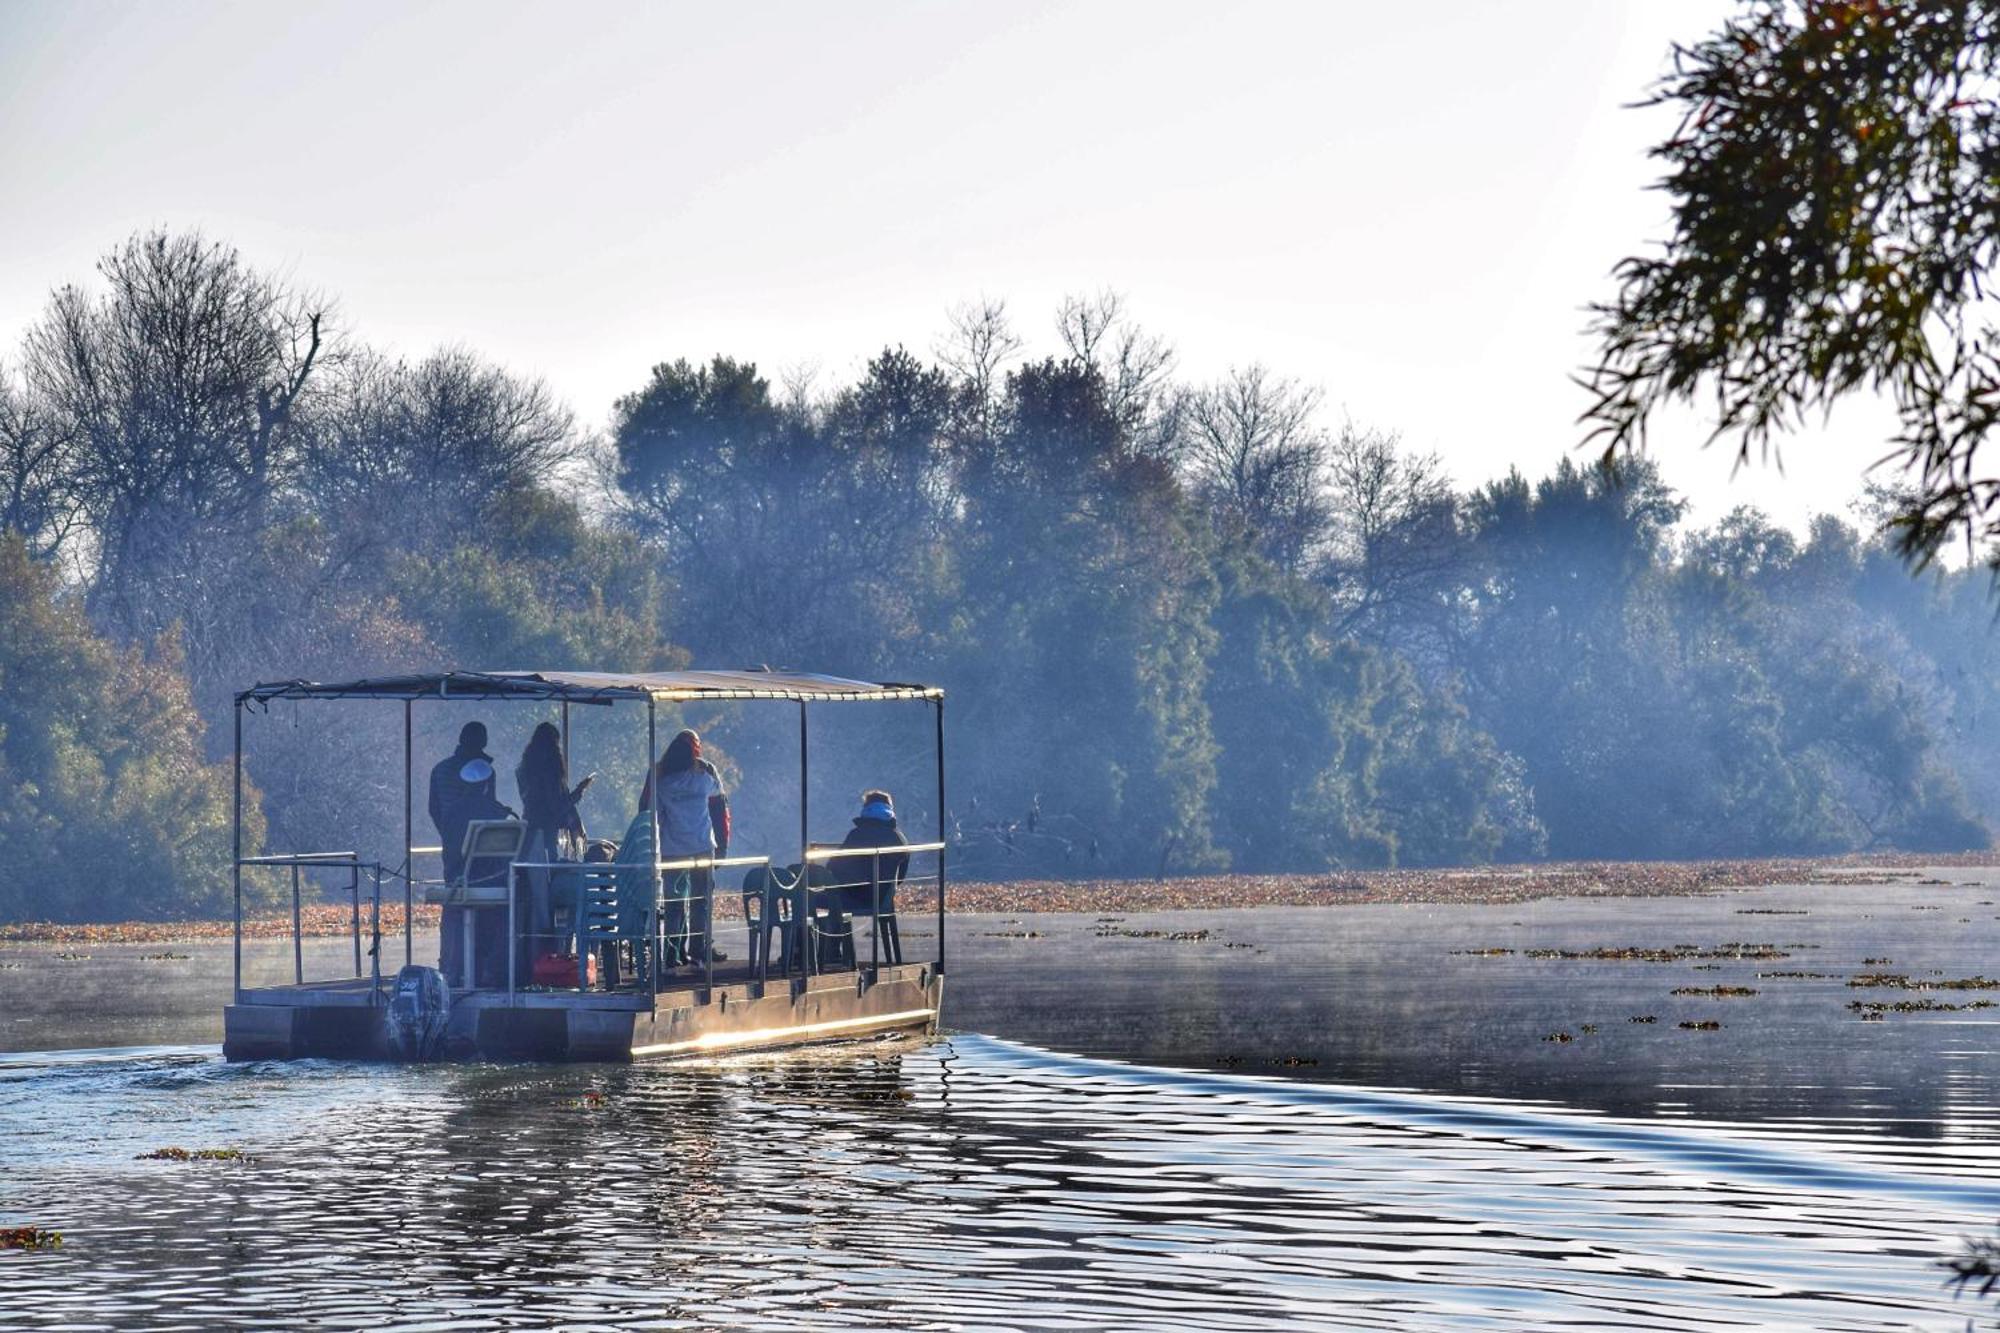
<box><xmin>639</xmin><ymin>728</ymin><xmax>730</xmax><ymax>967</ymax></box>
<box><xmin>515</xmin><ymin>720</ymin><xmax>592</xmax><ymax>979</ymax></box>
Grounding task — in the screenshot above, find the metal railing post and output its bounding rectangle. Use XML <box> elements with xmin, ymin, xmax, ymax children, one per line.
<box><xmin>704</xmin><ymin>860</ymin><xmax>715</xmax><ymax>997</ymax></box>
<box><xmin>798</xmin><ymin>701</ymin><xmax>811</xmax><ymax>978</ymax></box>
<box><xmin>870</xmin><ymin>847</ymin><xmax>881</xmax><ymax>983</ymax></box>
<box><xmin>934</xmin><ymin>696</ymin><xmax>946</xmax><ymax>975</ymax></box>
<box><xmin>647</xmin><ymin>698</ymin><xmax>659</xmax><ymax>1000</ymax></box>
<box><xmin>350</xmin><ymin>858</ymin><xmax>362</xmax><ymax>978</ymax></box>
<box><xmin>370</xmin><ymin>864</ymin><xmax>383</xmax><ymax>998</ymax></box>
<box><xmin>232</xmin><ymin>699</ymin><xmax>243</xmax><ymax>1004</ymax></box>
<box><xmin>403</xmin><ymin>699</ymin><xmax>414</xmax><ymax>969</ymax></box>
<box><xmin>291</xmin><ymin>862</ymin><xmax>303</xmax><ymax>985</ymax></box>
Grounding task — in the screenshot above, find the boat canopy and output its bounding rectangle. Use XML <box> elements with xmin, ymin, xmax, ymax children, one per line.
<box><xmin>237</xmin><ymin>668</ymin><xmax>943</xmax><ymax>705</ymax></box>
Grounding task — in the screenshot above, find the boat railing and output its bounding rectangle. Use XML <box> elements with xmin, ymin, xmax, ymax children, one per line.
<box><xmin>234</xmin><ymin>851</ymin><xmax>366</xmax><ymax>995</ymax></box>
<box><xmin>505</xmin><ymin>852</ymin><xmax>773</xmax><ymax>1002</ymax></box>
<box><xmin>232</xmin><ymin>840</ymin><xmax>948</xmax><ymax>1010</ymax></box>
<box><xmin>803</xmin><ymin>842</ymin><xmax>947</xmax><ymax>984</ymax></box>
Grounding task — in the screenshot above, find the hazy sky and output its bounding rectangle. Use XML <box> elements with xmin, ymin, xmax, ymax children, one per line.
<box><xmin>0</xmin><ymin>0</ymin><xmax>1893</xmax><ymax>531</ymax></box>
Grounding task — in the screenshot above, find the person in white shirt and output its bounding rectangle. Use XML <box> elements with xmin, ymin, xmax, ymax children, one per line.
<box><xmin>638</xmin><ymin>729</ymin><xmax>730</xmax><ymax>966</ymax></box>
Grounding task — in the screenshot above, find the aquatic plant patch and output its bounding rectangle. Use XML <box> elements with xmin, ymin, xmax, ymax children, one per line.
<box><xmin>137</xmin><ymin>1147</ymin><xmax>246</xmax><ymax>1162</ymax></box>
<box><xmin>1091</xmin><ymin>927</ymin><xmax>1214</xmax><ymax>942</ymax></box>
<box><xmin>1523</xmin><ymin>943</ymin><xmax>1789</xmax><ymax>962</ymax></box>
<box><xmin>1677</xmin><ymin>1020</ymin><xmax>1722</xmax><ymax>1031</ymax></box>
<box><xmin>1670</xmin><ymin>986</ymin><xmax>1758</xmax><ymax>998</ymax></box>
<box><xmin>1846</xmin><ymin>974</ymin><xmax>2000</xmax><ymax>991</ymax></box>
<box><xmin>0</xmin><ymin>1227</ymin><xmax>60</xmax><ymax>1250</ymax></box>
<box><xmin>1846</xmin><ymin>999</ymin><xmax>1999</xmax><ymax>1015</ymax></box>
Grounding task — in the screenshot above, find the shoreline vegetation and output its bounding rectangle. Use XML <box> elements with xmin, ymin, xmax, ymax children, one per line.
<box><xmin>4</xmin><ymin>852</ymin><xmax>1993</xmax><ymax>946</ymax></box>
<box><xmin>10</xmin><ymin>232</ymin><xmax>2000</xmax><ymax>929</ymax></box>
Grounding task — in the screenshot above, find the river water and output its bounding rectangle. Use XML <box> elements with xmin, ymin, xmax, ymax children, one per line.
<box><xmin>6</xmin><ymin>874</ymin><xmax>2000</xmax><ymax>1329</ymax></box>
<box><xmin>2</xmin><ymin>1033</ymin><xmax>1996</xmax><ymax>1331</ymax></box>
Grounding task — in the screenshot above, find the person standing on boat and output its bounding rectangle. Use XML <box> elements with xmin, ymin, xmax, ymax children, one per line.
<box><xmin>640</xmin><ymin>729</ymin><xmax>729</xmax><ymax>967</ymax></box>
<box><xmin>515</xmin><ymin>721</ymin><xmax>591</xmax><ymax>979</ymax></box>
<box><xmin>428</xmin><ymin>721</ymin><xmax>512</xmax><ymax>985</ymax></box>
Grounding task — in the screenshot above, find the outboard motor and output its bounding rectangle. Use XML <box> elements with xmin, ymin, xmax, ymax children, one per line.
<box><xmin>386</xmin><ymin>964</ymin><xmax>451</xmax><ymax>1061</ymax></box>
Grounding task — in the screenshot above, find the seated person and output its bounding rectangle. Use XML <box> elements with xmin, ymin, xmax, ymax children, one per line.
<box><xmin>819</xmin><ymin>790</ymin><xmax>910</xmax><ymax>965</ymax></box>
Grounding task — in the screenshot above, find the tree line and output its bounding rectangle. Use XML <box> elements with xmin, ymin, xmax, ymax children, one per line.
<box><xmin>0</xmin><ymin>231</ymin><xmax>1992</xmax><ymax>921</ymax></box>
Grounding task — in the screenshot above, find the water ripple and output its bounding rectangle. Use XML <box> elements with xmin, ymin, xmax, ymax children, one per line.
<box><xmin>0</xmin><ymin>1036</ymin><xmax>1991</xmax><ymax>1330</ymax></box>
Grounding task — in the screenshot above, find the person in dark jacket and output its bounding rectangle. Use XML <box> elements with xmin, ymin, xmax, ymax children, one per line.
<box><xmin>826</xmin><ymin>789</ymin><xmax>909</xmax><ymax>965</ymax></box>
<box><xmin>515</xmin><ymin>722</ymin><xmax>592</xmax><ymax>979</ymax></box>
<box><xmin>427</xmin><ymin>721</ymin><xmax>513</xmax><ymax>986</ymax></box>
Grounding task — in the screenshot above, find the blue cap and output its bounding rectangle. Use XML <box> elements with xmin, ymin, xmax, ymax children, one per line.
<box><xmin>460</xmin><ymin>758</ymin><xmax>494</xmax><ymax>783</ymax></box>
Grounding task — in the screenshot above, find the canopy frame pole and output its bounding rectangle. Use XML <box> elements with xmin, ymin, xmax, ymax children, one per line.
<box><xmin>403</xmin><ymin>700</ymin><xmax>413</xmax><ymax>969</ymax></box>
<box><xmin>232</xmin><ymin>699</ymin><xmax>243</xmax><ymax>1004</ymax></box>
<box><xmin>934</xmin><ymin>696</ymin><xmax>946</xmax><ymax>975</ymax></box>
<box><xmin>647</xmin><ymin>697</ymin><xmax>660</xmax><ymax>1003</ymax></box>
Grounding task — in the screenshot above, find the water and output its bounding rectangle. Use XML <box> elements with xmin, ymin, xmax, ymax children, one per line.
<box><xmin>3</xmin><ymin>1035</ymin><xmax>1995</xmax><ymax>1330</ymax></box>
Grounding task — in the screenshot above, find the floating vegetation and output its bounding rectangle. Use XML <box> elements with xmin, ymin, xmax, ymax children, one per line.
<box><xmin>52</xmin><ymin>952</ymin><xmax>88</xmax><ymax>962</ymax></box>
<box><xmin>1757</xmin><ymin>970</ymin><xmax>1831</xmax><ymax>979</ymax></box>
<box><xmin>1735</xmin><ymin>908</ymin><xmax>1807</xmax><ymax>915</ymax></box>
<box><xmin>1091</xmin><ymin>927</ymin><xmax>1213</xmax><ymax>942</ymax></box>
<box><xmin>1677</xmin><ymin>1020</ymin><xmax>1722</xmax><ymax>1031</ymax></box>
<box><xmin>139</xmin><ymin>951</ymin><xmax>189</xmax><ymax>962</ymax></box>
<box><xmin>138</xmin><ymin>1147</ymin><xmax>246</xmax><ymax>1162</ymax></box>
<box><xmin>1690</xmin><ymin>963</ymin><xmax>1722</xmax><ymax>971</ymax></box>
<box><xmin>1521</xmin><ymin>942</ymin><xmax>1788</xmax><ymax>963</ymax></box>
<box><xmin>0</xmin><ymin>1227</ymin><xmax>60</xmax><ymax>1251</ymax></box>
<box><xmin>977</xmin><ymin>930</ymin><xmax>1044</xmax><ymax>939</ymax></box>
<box><xmin>1671</xmin><ymin>985</ymin><xmax>1757</xmax><ymax>998</ymax></box>
<box><xmin>1846</xmin><ymin>999</ymin><xmax>1999</xmax><ymax>1016</ymax></box>
<box><xmin>1863</xmin><ymin>957</ymin><xmax>1893</xmax><ymax>965</ymax></box>
<box><xmin>1450</xmin><ymin>947</ymin><xmax>1515</xmax><ymax>956</ymax></box>
<box><xmin>1628</xmin><ymin>1015</ymin><xmax>1657</xmax><ymax>1024</ymax></box>
<box><xmin>1847</xmin><ymin>974</ymin><xmax>2000</xmax><ymax>992</ymax></box>
<box><xmin>1579</xmin><ymin>1024</ymin><xmax>1599</xmax><ymax>1035</ymax></box>
<box><xmin>1269</xmin><ymin>1055</ymin><xmax>1319</xmax><ymax>1067</ymax></box>
<box><xmin>0</xmin><ymin>962</ymin><xmax>19</xmax><ymax>972</ymax></box>
<box><xmin>563</xmin><ymin>1092</ymin><xmax>606</xmax><ymax>1110</ymax></box>
<box><xmin>1859</xmin><ymin>1011</ymin><xmax>1885</xmax><ymax>1021</ymax></box>
<box><xmin>1542</xmin><ymin>1031</ymin><xmax>1573</xmax><ymax>1043</ymax></box>
<box><xmin>1221</xmin><ymin>941</ymin><xmax>1256</xmax><ymax>949</ymax></box>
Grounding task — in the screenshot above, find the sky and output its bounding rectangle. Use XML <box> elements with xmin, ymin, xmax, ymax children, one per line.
<box><xmin>0</xmin><ymin>0</ymin><xmax>1897</xmax><ymax>533</ymax></box>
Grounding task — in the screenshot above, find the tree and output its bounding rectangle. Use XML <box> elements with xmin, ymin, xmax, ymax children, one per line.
<box><xmin>1174</xmin><ymin>365</ymin><xmax>1332</xmax><ymax>573</ymax></box>
<box><xmin>1584</xmin><ymin>1</ymin><xmax>2000</xmax><ymax>567</ymax></box>
<box><xmin>1319</xmin><ymin>425</ymin><xmax>1464</xmax><ymax>652</ymax></box>
<box><xmin>0</xmin><ymin>361</ymin><xmax>78</xmax><ymax>563</ymax></box>
<box><xmin>19</xmin><ymin>230</ymin><xmax>327</xmax><ymax>638</ymax></box>
<box><xmin>1055</xmin><ymin>289</ymin><xmax>1177</xmax><ymax>449</ymax></box>
<box><xmin>301</xmin><ymin>346</ymin><xmax>579</xmax><ymax>562</ymax></box>
<box><xmin>0</xmin><ymin>534</ymin><xmax>260</xmax><ymax>920</ymax></box>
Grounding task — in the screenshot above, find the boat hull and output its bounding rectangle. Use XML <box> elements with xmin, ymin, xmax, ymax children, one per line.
<box><xmin>223</xmin><ymin>964</ymin><xmax>942</xmax><ymax>1062</ymax></box>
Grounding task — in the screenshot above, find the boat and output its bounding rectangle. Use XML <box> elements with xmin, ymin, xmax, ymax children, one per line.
<box><xmin>221</xmin><ymin>669</ymin><xmax>948</xmax><ymax>1062</ymax></box>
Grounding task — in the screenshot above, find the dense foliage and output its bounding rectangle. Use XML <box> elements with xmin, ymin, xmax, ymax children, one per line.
<box><xmin>1584</xmin><ymin>0</ymin><xmax>2000</xmax><ymax>567</ymax></box>
<box><xmin>0</xmin><ymin>234</ymin><xmax>1992</xmax><ymax>918</ymax></box>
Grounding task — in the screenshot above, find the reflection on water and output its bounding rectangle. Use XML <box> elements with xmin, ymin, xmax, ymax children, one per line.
<box><xmin>2</xmin><ymin>1036</ymin><xmax>1996</xmax><ymax>1330</ymax></box>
